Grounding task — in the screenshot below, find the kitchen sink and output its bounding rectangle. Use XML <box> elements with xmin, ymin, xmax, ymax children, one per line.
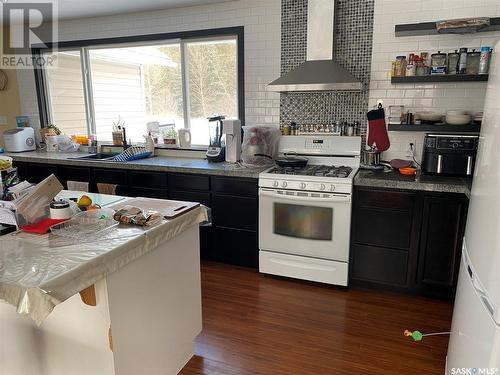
<box><xmin>69</xmin><ymin>153</ymin><xmax>119</xmax><ymax>161</ymax></box>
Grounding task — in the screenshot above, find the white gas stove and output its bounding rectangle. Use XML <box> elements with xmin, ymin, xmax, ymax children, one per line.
<box><xmin>258</xmin><ymin>135</ymin><xmax>362</xmax><ymax>286</ymax></box>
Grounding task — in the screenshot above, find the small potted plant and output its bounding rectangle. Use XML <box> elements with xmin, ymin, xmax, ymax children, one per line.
<box><xmin>163</xmin><ymin>128</ymin><xmax>177</xmax><ymax>145</ymax></box>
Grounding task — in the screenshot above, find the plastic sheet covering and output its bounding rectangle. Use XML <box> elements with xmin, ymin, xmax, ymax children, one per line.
<box><xmin>0</xmin><ymin>206</ymin><xmax>208</xmax><ymax>325</ymax></box>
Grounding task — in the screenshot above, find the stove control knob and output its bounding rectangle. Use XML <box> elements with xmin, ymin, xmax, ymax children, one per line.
<box><xmin>320</xmin><ymin>184</ymin><xmax>326</xmax><ymax>191</ymax></box>
<box><xmin>300</xmin><ymin>182</ymin><xmax>307</xmax><ymax>190</ymax></box>
<box><xmin>331</xmin><ymin>185</ymin><xmax>336</xmax><ymax>191</ymax></box>
<box><xmin>282</xmin><ymin>181</ymin><xmax>288</xmax><ymax>188</ymax></box>
<box><xmin>273</xmin><ymin>181</ymin><xmax>279</xmax><ymax>187</ymax></box>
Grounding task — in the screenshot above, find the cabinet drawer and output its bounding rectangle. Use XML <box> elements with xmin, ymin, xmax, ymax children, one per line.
<box><xmin>129</xmin><ymin>187</ymin><xmax>168</xmax><ymax>199</ymax></box>
<box><xmin>58</xmin><ymin>166</ymin><xmax>91</xmax><ymax>186</ymax></box>
<box><xmin>212</xmin><ymin>227</ymin><xmax>258</xmax><ymax>268</ymax></box>
<box><xmin>351</xmin><ymin>244</ymin><xmax>409</xmax><ymax>286</ymax></box>
<box><xmin>212</xmin><ymin>176</ymin><xmax>258</xmax><ymax>197</ymax></box>
<box><xmin>353</xmin><ymin>207</ymin><xmax>413</xmax><ymax>250</ymax></box>
<box><xmin>169</xmin><ymin>173</ymin><xmax>209</xmax><ymax>192</ymax></box>
<box><xmin>169</xmin><ymin>191</ymin><xmax>211</xmax><ymax>207</ymax></box>
<box><xmin>27</xmin><ymin>164</ymin><xmax>58</xmax><ymax>183</ymax></box>
<box><xmin>93</xmin><ymin>168</ymin><xmax>128</xmax><ymax>185</ymax></box>
<box><xmin>129</xmin><ymin>171</ymin><xmax>167</xmax><ymax>189</ymax></box>
<box><xmin>355</xmin><ymin>188</ymin><xmax>415</xmax><ymax>211</ymax></box>
<box><xmin>212</xmin><ymin>195</ymin><xmax>257</xmax><ymax>231</ymax></box>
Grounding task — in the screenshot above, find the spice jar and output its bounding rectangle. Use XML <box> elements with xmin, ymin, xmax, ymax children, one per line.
<box><xmin>394</xmin><ymin>56</ymin><xmax>407</xmax><ymax>77</ymax></box>
<box><xmin>447</xmin><ymin>50</ymin><xmax>460</xmax><ymax>75</ymax></box>
<box><xmin>416</xmin><ymin>56</ymin><xmax>427</xmax><ymax>76</ymax></box>
<box><xmin>458</xmin><ymin>47</ymin><xmax>468</xmax><ymax>74</ymax></box>
<box><xmin>466</xmin><ymin>49</ymin><xmax>481</xmax><ymax>75</ymax></box>
<box><xmin>406</xmin><ymin>53</ymin><xmax>416</xmax><ymax>76</ymax></box>
<box><xmin>283</xmin><ymin>123</ymin><xmax>290</xmax><ymax>136</ymax></box>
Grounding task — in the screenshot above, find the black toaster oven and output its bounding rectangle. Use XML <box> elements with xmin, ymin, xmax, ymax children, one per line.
<box><xmin>422</xmin><ymin>134</ymin><xmax>479</xmax><ymax>177</ymax></box>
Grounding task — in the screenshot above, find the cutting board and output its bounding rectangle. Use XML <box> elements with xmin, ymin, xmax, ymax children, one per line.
<box><xmin>109</xmin><ymin>197</ymin><xmax>200</xmax><ymax>219</ymax></box>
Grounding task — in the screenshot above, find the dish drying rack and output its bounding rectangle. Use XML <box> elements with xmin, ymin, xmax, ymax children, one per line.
<box><xmin>113</xmin><ymin>146</ymin><xmax>152</xmax><ymax>162</ymax></box>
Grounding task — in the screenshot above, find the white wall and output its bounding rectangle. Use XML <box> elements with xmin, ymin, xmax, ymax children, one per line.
<box><xmin>16</xmin><ymin>0</ymin><xmax>281</xmax><ymax>133</ymax></box>
<box><xmin>369</xmin><ymin>0</ymin><xmax>500</xmax><ymax>162</ymax></box>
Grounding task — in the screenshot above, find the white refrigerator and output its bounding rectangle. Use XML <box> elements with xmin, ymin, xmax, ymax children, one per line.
<box><xmin>446</xmin><ymin>41</ymin><xmax>500</xmax><ymax>374</ymax></box>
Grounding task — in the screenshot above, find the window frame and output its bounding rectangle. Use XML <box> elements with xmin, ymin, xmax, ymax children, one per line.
<box><xmin>33</xmin><ymin>27</ymin><xmax>245</xmax><ymax>142</ymax></box>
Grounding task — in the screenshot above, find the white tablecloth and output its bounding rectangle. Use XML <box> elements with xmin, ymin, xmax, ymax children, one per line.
<box><xmin>0</xmin><ymin>206</ymin><xmax>208</xmax><ymax>325</ymax></box>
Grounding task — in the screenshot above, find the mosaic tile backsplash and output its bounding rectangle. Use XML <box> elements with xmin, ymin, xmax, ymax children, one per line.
<box><xmin>280</xmin><ymin>0</ymin><xmax>375</xmax><ymax>140</ymax></box>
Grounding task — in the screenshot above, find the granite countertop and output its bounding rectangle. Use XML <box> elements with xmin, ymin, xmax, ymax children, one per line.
<box><xmin>6</xmin><ymin>151</ymin><xmax>266</xmax><ymax>178</ymax></box>
<box><xmin>354</xmin><ymin>169</ymin><xmax>472</xmax><ymax>198</ymax></box>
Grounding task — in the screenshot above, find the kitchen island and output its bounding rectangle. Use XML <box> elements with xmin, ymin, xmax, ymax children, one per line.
<box><xmin>0</xmin><ymin>193</ymin><xmax>208</xmax><ymax>375</ymax></box>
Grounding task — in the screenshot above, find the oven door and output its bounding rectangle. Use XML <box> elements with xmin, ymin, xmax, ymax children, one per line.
<box><xmin>259</xmin><ymin>188</ymin><xmax>352</xmax><ymax>261</ymax></box>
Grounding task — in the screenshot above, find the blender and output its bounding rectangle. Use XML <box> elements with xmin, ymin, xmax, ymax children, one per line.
<box><xmin>206</xmin><ymin>114</ymin><xmax>226</xmax><ymax>162</ymax></box>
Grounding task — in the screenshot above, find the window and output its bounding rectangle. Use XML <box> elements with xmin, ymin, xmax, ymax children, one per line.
<box><xmin>36</xmin><ymin>29</ymin><xmax>243</xmax><ymax>146</ymax></box>
<box><xmin>44</xmin><ymin>50</ymin><xmax>87</xmax><ymax>135</ymax></box>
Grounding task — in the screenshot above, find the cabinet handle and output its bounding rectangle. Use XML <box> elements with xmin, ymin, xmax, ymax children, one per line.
<box><xmin>466</xmin><ymin>156</ymin><xmax>473</xmax><ymax>176</ymax></box>
<box><xmin>436</xmin><ymin>155</ymin><xmax>443</xmax><ymax>174</ymax></box>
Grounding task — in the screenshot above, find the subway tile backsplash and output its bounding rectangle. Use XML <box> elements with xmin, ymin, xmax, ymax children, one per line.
<box><xmin>369</xmin><ymin>0</ymin><xmax>500</xmax><ymax>163</ymax></box>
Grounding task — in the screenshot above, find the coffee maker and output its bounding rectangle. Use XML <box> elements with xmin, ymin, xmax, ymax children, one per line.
<box><xmin>206</xmin><ymin>115</ymin><xmax>226</xmax><ymax>163</ymax></box>
<box><xmin>222</xmin><ymin>119</ymin><xmax>241</xmax><ymax>163</ymax></box>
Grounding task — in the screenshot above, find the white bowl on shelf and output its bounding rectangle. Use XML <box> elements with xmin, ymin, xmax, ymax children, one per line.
<box><xmin>446</xmin><ymin>113</ymin><xmax>472</xmax><ymax>125</ymax></box>
<box><xmin>418</xmin><ymin>111</ymin><xmax>443</xmax><ymax>122</ymax></box>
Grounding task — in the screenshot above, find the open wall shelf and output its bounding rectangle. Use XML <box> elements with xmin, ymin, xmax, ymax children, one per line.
<box><xmin>395</xmin><ymin>18</ymin><xmax>500</xmax><ymax>37</ymax></box>
<box><xmin>388</xmin><ymin>124</ymin><xmax>481</xmax><ymax>133</ymax></box>
<box><xmin>391</xmin><ymin>75</ymin><xmax>489</xmax><ymax>84</ymax></box>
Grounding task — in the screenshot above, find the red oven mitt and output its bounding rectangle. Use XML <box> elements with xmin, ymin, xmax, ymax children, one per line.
<box><xmin>367</xmin><ymin>107</ymin><xmax>390</xmax><ymax>152</ymax></box>
<box><xmin>20</xmin><ymin>218</ymin><xmax>67</xmax><ymax>234</ymax></box>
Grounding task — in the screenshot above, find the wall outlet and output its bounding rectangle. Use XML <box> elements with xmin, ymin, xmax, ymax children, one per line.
<box><xmin>406</xmin><ymin>140</ymin><xmax>417</xmax><ymax>158</ymax></box>
<box><xmin>0</xmin><ymin>116</ymin><xmax>6</xmax><ymax>126</ymax></box>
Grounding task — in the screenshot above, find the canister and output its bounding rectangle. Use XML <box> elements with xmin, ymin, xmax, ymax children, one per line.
<box><xmin>447</xmin><ymin>50</ymin><xmax>460</xmax><ymax>75</ymax></box>
<box><xmin>466</xmin><ymin>49</ymin><xmax>481</xmax><ymax>75</ymax></box>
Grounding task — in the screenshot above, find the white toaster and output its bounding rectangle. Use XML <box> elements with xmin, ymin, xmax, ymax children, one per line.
<box><xmin>3</xmin><ymin>128</ymin><xmax>36</xmax><ymax>152</ymax></box>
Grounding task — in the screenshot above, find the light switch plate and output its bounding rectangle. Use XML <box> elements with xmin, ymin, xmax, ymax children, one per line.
<box><xmin>0</xmin><ymin>116</ymin><xmax>6</xmax><ymax>126</ymax></box>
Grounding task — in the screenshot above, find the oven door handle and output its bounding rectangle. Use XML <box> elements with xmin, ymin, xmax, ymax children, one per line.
<box><xmin>259</xmin><ymin>189</ymin><xmax>351</xmax><ymax>203</ymax></box>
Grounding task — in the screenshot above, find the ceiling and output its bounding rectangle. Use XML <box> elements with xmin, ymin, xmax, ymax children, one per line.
<box><xmin>4</xmin><ymin>0</ymin><xmax>232</xmax><ymax>21</ymax></box>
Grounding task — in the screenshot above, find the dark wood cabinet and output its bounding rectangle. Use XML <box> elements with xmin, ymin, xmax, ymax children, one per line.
<box><xmin>26</xmin><ymin>163</ymin><xmax>58</xmax><ymax>183</ymax></box>
<box><xmin>58</xmin><ymin>166</ymin><xmax>91</xmax><ymax>189</ymax></box>
<box><xmin>212</xmin><ymin>226</ymin><xmax>258</xmax><ymax>268</ymax></box>
<box><xmin>129</xmin><ymin>171</ymin><xmax>167</xmax><ymax>189</ymax></box>
<box><xmin>416</xmin><ymin>194</ymin><xmax>468</xmax><ymax>298</ymax></box>
<box><xmin>212</xmin><ymin>195</ymin><xmax>258</xmax><ymax>231</ymax></box>
<box><xmin>169</xmin><ymin>173</ymin><xmax>210</xmax><ymax>191</ymax></box>
<box><xmin>351</xmin><ymin>244</ymin><xmax>409</xmax><ymax>287</ymax></box>
<box><xmin>13</xmin><ymin>161</ymin><xmax>27</xmax><ymax>181</ymax></box>
<box><xmin>211</xmin><ymin>176</ymin><xmax>259</xmax><ymax>267</ymax></box>
<box><xmin>129</xmin><ymin>186</ymin><xmax>168</xmax><ymax>199</ymax></box>
<box><xmin>169</xmin><ymin>190</ymin><xmax>211</xmax><ymax>207</ymax></box>
<box><xmin>350</xmin><ymin>186</ymin><xmax>468</xmax><ymax>299</ymax></box>
<box><xmin>212</xmin><ymin>176</ymin><xmax>258</xmax><ymax>197</ymax></box>
<box><xmin>92</xmin><ymin>168</ymin><xmax>129</xmax><ymax>196</ymax></box>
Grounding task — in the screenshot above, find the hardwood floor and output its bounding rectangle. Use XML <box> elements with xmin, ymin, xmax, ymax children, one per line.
<box><xmin>180</xmin><ymin>262</ymin><xmax>454</xmax><ymax>375</ymax></box>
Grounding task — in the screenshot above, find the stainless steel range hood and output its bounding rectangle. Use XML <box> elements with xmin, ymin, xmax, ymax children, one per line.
<box><xmin>268</xmin><ymin>0</ymin><xmax>362</xmax><ymax>92</ymax></box>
